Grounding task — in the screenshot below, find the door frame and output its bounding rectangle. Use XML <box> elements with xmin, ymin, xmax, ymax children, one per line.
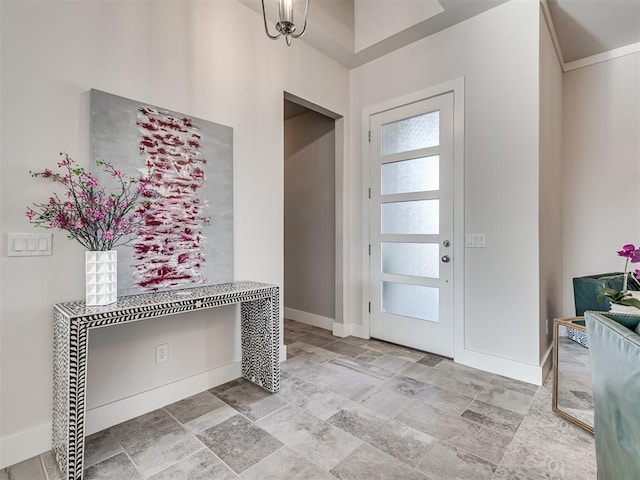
<box><xmin>361</xmin><ymin>78</ymin><xmax>465</xmax><ymax>361</ymax></box>
<box><xmin>283</xmin><ymin>92</ymin><xmax>346</xmax><ymax>329</ymax></box>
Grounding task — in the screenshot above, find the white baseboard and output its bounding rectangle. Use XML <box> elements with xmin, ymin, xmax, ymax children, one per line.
<box><xmin>0</xmin><ymin>422</ymin><xmax>51</xmax><ymax>469</ymax></box>
<box><xmin>458</xmin><ymin>349</ymin><xmax>545</xmax><ymax>385</ymax></box>
<box><xmin>85</xmin><ymin>361</ymin><xmax>242</xmax><ymax>435</ymax></box>
<box><xmin>0</xmin><ymin>362</ymin><xmax>242</xmax><ymax>469</ymax></box>
<box><xmin>332</xmin><ymin>321</ymin><xmax>369</xmax><ymax>339</ymax></box>
<box><xmin>284</xmin><ymin>307</ymin><xmax>333</xmax><ymax>331</ymax></box>
<box><xmin>541</xmin><ymin>343</ymin><xmax>553</xmax><ymax>383</ymax></box>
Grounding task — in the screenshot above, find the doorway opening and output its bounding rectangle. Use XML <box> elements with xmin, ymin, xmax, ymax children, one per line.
<box><xmin>283</xmin><ymin>93</ymin><xmax>344</xmax><ymax>332</ymax></box>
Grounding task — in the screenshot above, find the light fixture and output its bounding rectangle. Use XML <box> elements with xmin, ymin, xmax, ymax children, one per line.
<box><xmin>261</xmin><ymin>0</ymin><xmax>310</xmax><ymax>46</ymax></box>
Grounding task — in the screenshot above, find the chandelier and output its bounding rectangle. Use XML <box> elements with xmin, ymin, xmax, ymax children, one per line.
<box><xmin>261</xmin><ymin>0</ymin><xmax>310</xmax><ymax>46</ymax></box>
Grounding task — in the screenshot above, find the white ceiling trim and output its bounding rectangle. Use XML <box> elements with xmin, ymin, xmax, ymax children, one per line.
<box><xmin>540</xmin><ymin>0</ymin><xmax>565</xmax><ymax>66</ymax></box>
<box><xmin>541</xmin><ymin>0</ymin><xmax>640</xmax><ymax>73</ymax></box>
<box><xmin>563</xmin><ymin>41</ymin><xmax>640</xmax><ymax>72</ymax></box>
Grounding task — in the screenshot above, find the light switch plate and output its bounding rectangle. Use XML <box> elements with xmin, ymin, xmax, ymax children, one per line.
<box><xmin>8</xmin><ymin>233</ymin><xmax>53</xmax><ymax>256</ymax></box>
<box><xmin>465</xmin><ymin>233</ymin><xmax>486</xmax><ymax>248</ymax></box>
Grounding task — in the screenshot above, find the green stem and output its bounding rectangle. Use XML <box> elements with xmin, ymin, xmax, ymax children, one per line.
<box><xmin>624</xmin><ymin>257</ymin><xmax>629</xmax><ymax>292</ymax></box>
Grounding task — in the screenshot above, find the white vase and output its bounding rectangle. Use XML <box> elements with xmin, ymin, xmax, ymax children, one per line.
<box><xmin>85</xmin><ymin>250</ymin><xmax>117</xmax><ymax>306</ymax></box>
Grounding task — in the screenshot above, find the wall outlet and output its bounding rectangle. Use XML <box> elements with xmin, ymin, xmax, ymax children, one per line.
<box><xmin>155</xmin><ymin>343</ymin><xmax>168</xmax><ymax>364</ymax></box>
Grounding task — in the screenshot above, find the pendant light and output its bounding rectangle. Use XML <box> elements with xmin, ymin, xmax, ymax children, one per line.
<box><xmin>261</xmin><ymin>0</ymin><xmax>310</xmax><ymax>46</ymax></box>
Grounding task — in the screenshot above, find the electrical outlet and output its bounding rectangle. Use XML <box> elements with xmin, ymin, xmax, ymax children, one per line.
<box><xmin>155</xmin><ymin>343</ymin><xmax>168</xmax><ymax>364</ymax></box>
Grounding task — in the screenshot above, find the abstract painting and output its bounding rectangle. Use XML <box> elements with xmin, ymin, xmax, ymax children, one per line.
<box><xmin>90</xmin><ymin>89</ymin><xmax>233</xmax><ymax>295</ymax></box>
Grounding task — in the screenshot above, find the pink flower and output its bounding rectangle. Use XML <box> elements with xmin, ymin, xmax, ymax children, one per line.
<box><xmin>28</xmin><ymin>154</ymin><xmax>146</xmax><ymax>250</ymax></box>
<box><xmin>618</xmin><ymin>244</ymin><xmax>637</xmax><ymax>257</ymax></box>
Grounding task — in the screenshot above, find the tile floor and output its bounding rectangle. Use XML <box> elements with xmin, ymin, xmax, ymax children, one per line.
<box><xmin>2</xmin><ymin>319</ymin><xmax>596</xmax><ymax>480</ymax></box>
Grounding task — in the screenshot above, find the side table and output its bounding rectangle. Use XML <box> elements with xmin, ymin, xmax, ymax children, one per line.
<box><xmin>552</xmin><ymin>316</ymin><xmax>594</xmax><ymax>434</ymax></box>
<box><xmin>52</xmin><ymin>281</ymin><xmax>280</xmax><ymax>479</ymax></box>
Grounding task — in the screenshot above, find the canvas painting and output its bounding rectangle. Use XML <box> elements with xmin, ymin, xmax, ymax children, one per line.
<box><xmin>90</xmin><ymin>89</ymin><xmax>233</xmax><ymax>295</ymax></box>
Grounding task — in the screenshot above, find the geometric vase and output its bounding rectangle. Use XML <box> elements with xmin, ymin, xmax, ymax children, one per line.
<box><xmin>85</xmin><ymin>250</ymin><xmax>117</xmax><ymax>306</ymax></box>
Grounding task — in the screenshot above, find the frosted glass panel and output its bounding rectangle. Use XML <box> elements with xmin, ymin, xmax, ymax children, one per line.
<box><xmin>382</xmin><ymin>111</ymin><xmax>439</xmax><ymax>156</ymax></box>
<box><xmin>382</xmin><ymin>243</ymin><xmax>439</xmax><ymax>278</ymax></box>
<box><xmin>381</xmin><ymin>200</ymin><xmax>439</xmax><ymax>235</ymax></box>
<box><xmin>381</xmin><ymin>156</ymin><xmax>439</xmax><ymax>195</ymax></box>
<box><xmin>382</xmin><ymin>282</ymin><xmax>439</xmax><ymax>322</ymax></box>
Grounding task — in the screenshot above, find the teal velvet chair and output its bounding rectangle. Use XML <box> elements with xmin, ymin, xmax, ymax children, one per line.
<box><xmin>573</xmin><ymin>272</ymin><xmax>639</xmax><ymax>316</ymax></box>
<box><xmin>585</xmin><ymin>311</ymin><xmax>640</xmax><ymax>479</ymax></box>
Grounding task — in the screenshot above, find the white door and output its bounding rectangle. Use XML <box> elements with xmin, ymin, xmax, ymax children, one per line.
<box><xmin>369</xmin><ymin>93</ymin><xmax>454</xmax><ymax>356</ymax></box>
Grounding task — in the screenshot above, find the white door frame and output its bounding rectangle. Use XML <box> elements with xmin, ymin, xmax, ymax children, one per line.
<box><xmin>361</xmin><ymin>78</ymin><xmax>465</xmax><ymax>361</ymax></box>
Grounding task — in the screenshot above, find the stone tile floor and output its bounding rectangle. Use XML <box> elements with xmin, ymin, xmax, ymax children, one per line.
<box><xmin>2</xmin><ymin>319</ymin><xmax>596</xmax><ymax>479</ymax></box>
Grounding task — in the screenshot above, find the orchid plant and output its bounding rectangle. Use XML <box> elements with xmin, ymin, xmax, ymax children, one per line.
<box><xmin>26</xmin><ymin>153</ymin><xmax>148</xmax><ymax>251</ymax></box>
<box><xmin>597</xmin><ymin>244</ymin><xmax>640</xmax><ymax>309</ymax></box>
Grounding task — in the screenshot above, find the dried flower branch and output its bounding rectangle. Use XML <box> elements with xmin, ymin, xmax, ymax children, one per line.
<box><xmin>26</xmin><ymin>153</ymin><xmax>148</xmax><ymax>251</ymax></box>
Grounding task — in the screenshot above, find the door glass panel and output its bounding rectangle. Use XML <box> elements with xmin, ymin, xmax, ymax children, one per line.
<box><xmin>382</xmin><ymin>242</ymin><xmax>439</xmax><ymax>278</ymax></box>
<box><xmin>381</xmin><ymin>200</ymin><xmax>439</xmax><ymax>235</ymax></box>
<box><xmin>381</xmin><ymin>156</ymin><xmax>439</xmax><ymax>195</ymax></box>
<box><xmin>382</xmin><ymin>282</ymin><xmax>439</xmax><ymax>322</ymax></box>
<box><xmin>382</xmin><ymin>111</ymin><xmax>439</xmax><ymax>156</ymax></box>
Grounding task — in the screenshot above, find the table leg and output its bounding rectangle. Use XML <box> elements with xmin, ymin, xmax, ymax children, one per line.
<box><xmin>52</xmin><ymin>312</ymin><xmax>88</xmax><ymax>480</ymax></box>
<box><xmin>240</xmin><ymin>293</ymin><xmax>280</xmax><ymax>393</ymax></box>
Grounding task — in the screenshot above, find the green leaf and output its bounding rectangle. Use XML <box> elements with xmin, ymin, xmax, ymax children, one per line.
<box><xmin>617</xmin><ymin>298</ymin><xmax>640</xmax><ymax>309</ymax></box>
<box><xmin>599</xmin><ymin>287</ymin><xmax>619</xmax><ymax>295</ymax></box>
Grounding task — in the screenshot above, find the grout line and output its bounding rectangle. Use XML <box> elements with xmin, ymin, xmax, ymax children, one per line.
<box><xmin>236</xmin><ymin>445</ymin><xmax>287</xmax><ymax>477</ymax></box>
<box><xmin>146</xmin><ymin>447</ymin><xmax>207</xmax><ymax>479</ymax></box>
<box><xmin>120</xmin><ymin>448</ymin><xmax>145</xmax><ymax>479</ymax></box>
<box><xmin>38</xmin><ymin>454</ymin><xmax>49</xmax><ymax>480</ymax></box>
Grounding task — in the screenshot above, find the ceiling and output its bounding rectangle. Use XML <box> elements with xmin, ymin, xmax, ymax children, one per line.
<box><xmin>547</xmin><ymin>0</ymin><xmax>640</xmax><ymax>63</ymax></box>
<box><xmin>247</xmin><ymin>0</ymin><xmax>640</xmax><ymax>68</ymax></box>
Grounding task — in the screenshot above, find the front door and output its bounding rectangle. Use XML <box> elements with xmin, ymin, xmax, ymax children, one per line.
<box><xmin>369</xmin><ymin>93</ymin><xmax>454</xmax><ymax>356</ymax></box>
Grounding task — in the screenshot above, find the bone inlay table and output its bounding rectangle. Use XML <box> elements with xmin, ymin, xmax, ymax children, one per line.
<box><xmin>52</xmin><ymin>281</ymin><xmax>280</xmax><ymax>480</ymax></box>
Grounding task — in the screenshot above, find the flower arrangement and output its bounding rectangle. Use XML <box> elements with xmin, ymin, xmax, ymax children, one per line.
<box><xmin>597</xmin><ymin>244</ymin><xmax>640</xmax><ymax>309</ymax></box>
<box><xmin>26</xmin><ymin>153</ymin><xmax>146</xmax><ymax>251</ymax></box>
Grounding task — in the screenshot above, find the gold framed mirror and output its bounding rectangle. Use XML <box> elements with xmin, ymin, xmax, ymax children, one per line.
<box><xmin>552</xmin><ymin>317</ymin><xmax>594</xmax><ymax>434</ymax></box>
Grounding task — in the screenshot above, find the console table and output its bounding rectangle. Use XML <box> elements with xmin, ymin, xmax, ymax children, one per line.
<box><xmin>52</xmin><ymin>281</ymin><xmax>280</xmax><ymax>480</ymax></box>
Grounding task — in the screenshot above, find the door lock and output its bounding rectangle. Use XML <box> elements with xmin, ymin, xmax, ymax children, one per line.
<box><xmin>443</xmin><ymin>240</ymin><xmax>450</xmax><ymax>247</ymax></box>
<box><xmin>441</xmin><ymin>255</ymin><xmax>451</xmax><ymax>263</ymax></box>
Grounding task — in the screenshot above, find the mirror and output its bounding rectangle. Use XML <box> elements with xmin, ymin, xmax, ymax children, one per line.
<box><xmin>552</xmin><ymin>318</ymin><xmax>594</xmax><ymax>434</ymax></box>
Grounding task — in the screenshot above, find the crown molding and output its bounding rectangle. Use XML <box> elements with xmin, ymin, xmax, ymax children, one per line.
<box><xmin>563</xmin><ymin>41</ymin><xmax>640</xmax><ymax>72</ymax></box>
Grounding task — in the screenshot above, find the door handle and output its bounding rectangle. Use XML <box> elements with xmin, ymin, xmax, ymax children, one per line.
<box><xmin>441</xmin><ymin>255</ymin><xmax>451</xmax><ymax>263</ymax></box>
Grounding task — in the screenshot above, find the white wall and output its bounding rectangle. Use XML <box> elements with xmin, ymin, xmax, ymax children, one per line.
<box><xmin>561</xmin><ymin>52</ymin><xmax>640</xmax><ymax>315</ymax></box>
<box><xmin>538</xmin><ymin>9</ymin><xmax>563</xmax><ymax>361</ymax></box>
<box><xmin>284</xmin><ymin>110</ymin><xmax>336</xmax><ymax>321</ymax></box>
<box><xmin>350</xmin><ymin>0</ymin><xmax>542</xmax><ymax>375</ymax></box>
<box><xmin>0</xmin><ymin>0</ymin><xmax>349</xmax><ymax>467</ymax></box>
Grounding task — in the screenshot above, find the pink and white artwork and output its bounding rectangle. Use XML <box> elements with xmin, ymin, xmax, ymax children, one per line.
<box><xmin>90</xmin><ymin>89</ymin><xmax>233</xmax><ymax>295</ymax></box>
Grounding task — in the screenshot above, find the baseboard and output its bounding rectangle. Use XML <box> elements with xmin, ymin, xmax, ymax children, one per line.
<box><xmin>0</xmin><ymin>362</ymin><xmax>242</xmax><ymax>469</ymax></box>
<box><xmin>284</xmin><ymin>307</ymin><xmax>333</xmax><ymax>331</ymax></box>
<box><xmin>85</xmin><ymin>361</ymin><xmax>242</xmax><ymax>434</ymax></box>
<box><xmin>541</xmin><ymin>343</ymin><xmax>553</xmax><ymax>383</ymax></box>
<box><xmin>332</xmin><ymin>321</ymin><xmax>369</xmax><ymax>339</ymax></box>
<box><xmin>459</xmin><ymin>349</ymin><xmax>545</xmax><ymax>385</ymax></box>
<box><xmin>0</xmin><ymin>422</ymin><xmax>51</xmax><ymax>469</ymax></box>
